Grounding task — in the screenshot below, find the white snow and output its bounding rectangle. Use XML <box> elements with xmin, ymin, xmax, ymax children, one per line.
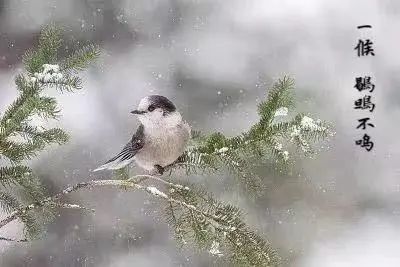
<box><xmin>29</xmin><ymin>76</ymin><xmax>37</xmax><ymax>84</ymax></box>
<box><xmin>42</xmin><ymin>63</ymin><xmax>60</xmax><ymax>74</ymax></box>
<box><xmin>288</xmin><ymin>116</ymin><xmax>327</xmax><ymax>153</ymax></box>
<box><xmin>231</xmin><ymin>161</ymin><xmax>240</xmax><ymax>166</ymax></box>
<box><xmin>146</xmin><ymin>186</ymin><xmax>167</xmax><ymax>198</ymax></box>
<box><xmin>209</xmin><ymin>241</ymin><xmax>223</xmax><ymax>256</ymax></box>
<box><xmin>174</xmin><ymin>184</ymin><xmax>190</xmax><ymax>191</ymax></box>
<box><xmin>67</xmin><ymin>204</ymin><xmax>81</xmax><ymax>209</ymax></box>
<box><xmin>282</xmin><ymin>151</ymin><xmax>289</xmax><ymax>161</ymax></box>
<box><xmin>274</xmin><ymin>107</ymin><xmax>288</xmax><ymax>117</ymax></box>
<box><xmin>290</xmin><ymin>125</ymin><xmax>301</xmax><ymax>138</ymax></box>
<box><xmin>301</xmin><ymin>116</ymin><xmax>326</xmax><ymax>131</ymax></box>
<box><xmin>218</xmin><ymin>147</ymin><xmax>229</xmax><ymax>154</ymax></box>
<box><xmin>186</xmin><ymin>204</ymin><xmax>197</xmax><ymax>210</ymax></box>
<box><xmin>274</xmin><ymin>143</ymin><xmax>283</xmax><ymax>151</ymax></box>
<box><xmin>32</xmin><ymin>64</ymin><xmax>64</xmax><ymax>84</ymax></box>
<box><xmin>299</xmin><ymin>137</ymin><xmax>311</xmax><ymax>153</ymax></box>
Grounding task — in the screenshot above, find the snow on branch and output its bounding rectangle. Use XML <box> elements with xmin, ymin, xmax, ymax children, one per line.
<box><xmin>0</xmin><ymin>24</ymin><xmax>334</xmax><ymax>267</ymax></box>
<box><xmin>0</xmin><ymin>24</ymin><xmax>99</xmax><ymax>239</ymax></box>
<box><xmin>0</xmin><ymin>174</ymin><xmax>280</xmax><ymax>266</ymax></box>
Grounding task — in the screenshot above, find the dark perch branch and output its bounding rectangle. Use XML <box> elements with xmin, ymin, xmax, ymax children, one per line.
<box><xmin>0</xmin><ymin>236</ymin><xmax>28</xmax><ymax>242</ymax></box>
<box><xmin>0</xmin><ymin>174</ymin><xmax>229</xmax><ymax>240</ymax></box>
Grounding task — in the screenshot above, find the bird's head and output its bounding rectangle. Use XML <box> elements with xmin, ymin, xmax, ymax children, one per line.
<box><xmin>131</xmin><ymin>95</ymin><xmax>181</xmax><ymax>128</ymax></box>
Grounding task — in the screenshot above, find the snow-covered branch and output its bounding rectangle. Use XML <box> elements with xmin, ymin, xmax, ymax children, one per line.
<box><xmin>0</xmin><ymin>175</ymin><xmax>210</xmax><ymax>235</ymax></box>
<box><xmin>0</xmin><ymin>173</ymin><xmax>279</xmax><ymax>266</ymax></box>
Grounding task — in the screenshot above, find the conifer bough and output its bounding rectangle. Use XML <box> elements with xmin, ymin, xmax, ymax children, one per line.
<box><xmin>0</xmin><ymin>25</ymin><xmax>100</xmax><ymax>239</ymax></box>
<box><xmin>0</xmin><ymin>25</ymin><xmax>333</xmax><ymax>267</ymax></box>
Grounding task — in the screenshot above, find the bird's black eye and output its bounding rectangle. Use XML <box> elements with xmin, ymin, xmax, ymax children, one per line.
<box><xmin>148</xmin><ymin>105</ymin><xmax>155</xmax><ymax>112</ymax></box>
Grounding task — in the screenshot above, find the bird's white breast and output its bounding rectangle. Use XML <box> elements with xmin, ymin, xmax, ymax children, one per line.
<box><xmin>134</xmin><ymin>120</ymin><xmax>191</xmax><ymax>171</ymax></box>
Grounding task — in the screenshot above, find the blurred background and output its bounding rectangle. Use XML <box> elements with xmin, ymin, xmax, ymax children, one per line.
<box><xmin>0</xmin><ymin>0</ymin><xmax>399</xmax><ymax>266</ymax></box>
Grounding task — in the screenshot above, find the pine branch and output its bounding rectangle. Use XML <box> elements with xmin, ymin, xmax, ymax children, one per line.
<box><xmin>177</xmin><ymin>77</ymin><xmax>333</xmax><ymax>196</ymax></box>
<box><xmin>0</xmin><ymin>175</ymin><xmax>188</xmax><ymax>230</ymax></box>
<box><xmin>0</xmin><ymin>86</ymin><xmax>39</xmax><ymax>136</ymax></box>
<box><xmin>0</xmin><ymin>191</ymin><xmax>21</xmax><ymax>214</ymax></box>
<box><xmin>0</xmin><ymin>190</ymin><xmax>41</xmax><ymax>239</ymax></box>
<box><xmin>61</xmin><ymin>44</ymin><xmax>101</xmax><ymax>73</ymax></box>
<box><xmin>0</xmin><ymin>166</ymin><xmax>32</xmax><ymax>187</ymax></box>
<box><xmin>165</xmin><ymin>182</ymin><xmax>279</xmax><ymax>266</ymax></box>
<box><xmin>257</xmin><ymin>76</ymin><xmax>295</xmax><ymax>126</ymax></box>
<box><xmin>0</xmin><ymin>129</ymin><xmax>68</xmax><ymax>163</ymax></box>
<box><xmin>0</xmin><ymin>24</ymin><xmax>99</xmax><ymax>240</ymax></box>
<box><xmin>23</xmin><ymin>25</ymin><xmax>62</xmax><ymax>75</ymax></box>
<box><xmin>41</xmin><ymin>74</ymin><xmax>83</xmax><ymax>92</ymax></box>
<box><xmin>0</xmin><ymin>23</ymin><xmax>333</xmax><ymax>266</ymax></box>
<box><xmin>0</xmin><ymin>175</ymin><xmax>279</xmax><ymax>266</ymax></box>
<box><xmin>0</xmin><ymin>236</ymin><xmax>28</xmax><ymax>242</ymax></box>
<box><xmin>55</xmin><ymin>202</ymin><xmax>96</xmax><ymax>213</ymax></box>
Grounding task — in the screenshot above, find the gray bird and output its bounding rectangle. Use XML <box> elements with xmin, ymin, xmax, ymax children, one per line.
<box><xmin>94</xmin><ymin>95</ymin><xmax>191</xmax><ymax>174</ymax></box>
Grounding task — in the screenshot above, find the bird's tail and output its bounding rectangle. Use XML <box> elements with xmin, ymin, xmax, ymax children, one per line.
<box><xmin>93</xmin><ymin>143</ymin><xmax>135</xmax><ymax>172</ymax></box>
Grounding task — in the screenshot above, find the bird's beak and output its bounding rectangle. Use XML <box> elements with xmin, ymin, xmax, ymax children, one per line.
<box><xmin>131</xmin><ymin>110</ymin><xmax>146</xmax><ymax>115</ymax></box>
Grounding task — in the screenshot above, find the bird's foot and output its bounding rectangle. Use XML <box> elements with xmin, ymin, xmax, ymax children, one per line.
<box><xmin>151</xmin><ymin>165</ymin><xmax>165</xmax><ymax>176</ymax></box>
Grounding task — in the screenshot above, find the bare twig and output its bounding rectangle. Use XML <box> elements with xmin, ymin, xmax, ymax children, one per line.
<box><xmin>0</xmin><ymin>236</ymin><xmax>28</xmax><ymax>242</ymax></box>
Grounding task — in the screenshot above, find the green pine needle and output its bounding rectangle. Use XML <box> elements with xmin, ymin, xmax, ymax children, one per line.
<box><xmin>0</xmin><ymin>24</ymin><xmax>98</xmax><ymax>240</ymax></box>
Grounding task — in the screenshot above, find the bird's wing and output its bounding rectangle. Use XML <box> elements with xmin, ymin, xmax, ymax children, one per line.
<box><xmin>93</xmin><ymin>125</ymin><xmax>145</xmax><ymax>171</ymax></box>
